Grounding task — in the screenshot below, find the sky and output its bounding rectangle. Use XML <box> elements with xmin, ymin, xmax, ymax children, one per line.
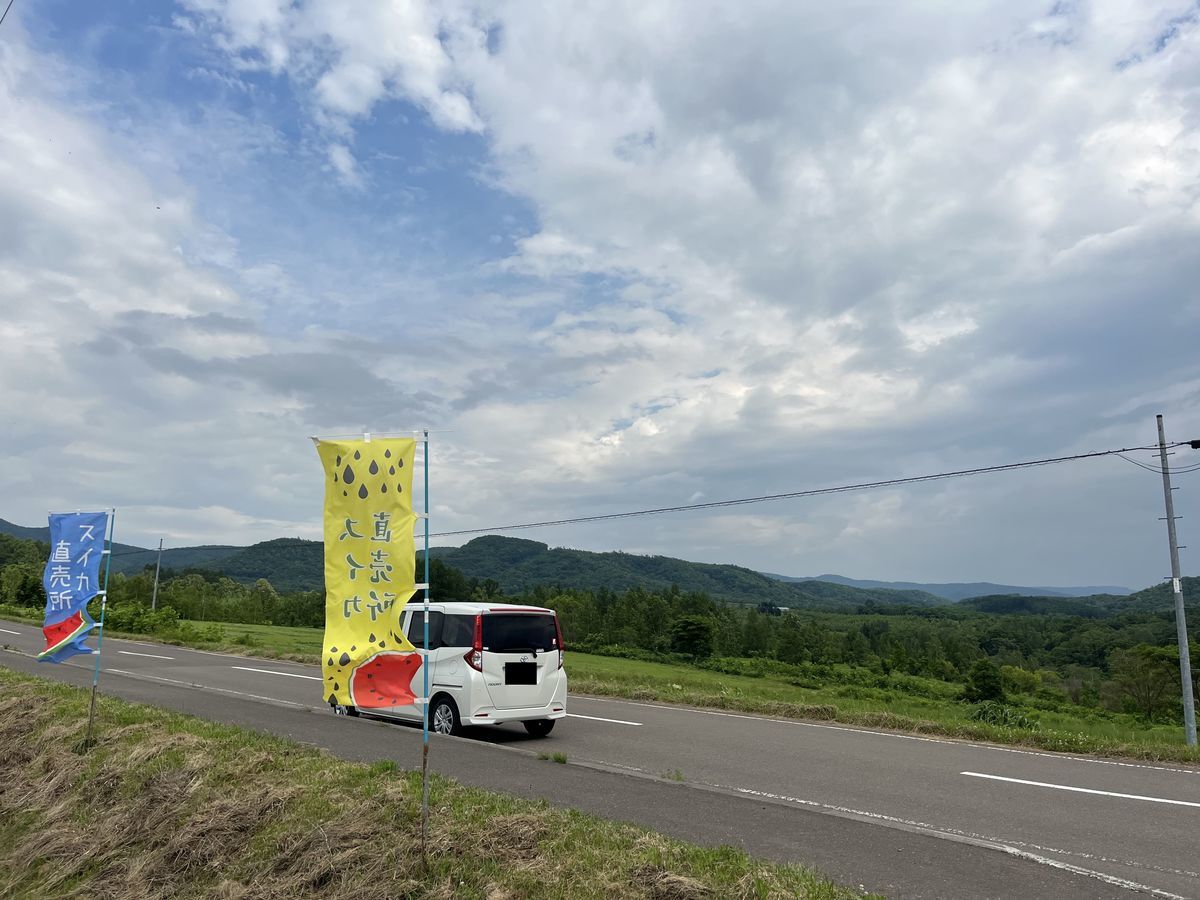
<box><xmin>1</xmin><ymin>0</ymin><xmax>1199</xmax><ymax>589</ymax></box>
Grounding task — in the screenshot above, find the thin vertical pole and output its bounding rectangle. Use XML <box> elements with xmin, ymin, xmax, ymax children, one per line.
<box><xmin>150</xmin><ymin>537</ymin><xmax>163</xmax><ymax>610</ymax></box>
<box><xmin>85</xmin><ymin>509</ymin><xmax>116</xmax><ymax>749</ymax></box>
<box><xmin>1156</xmin><ymin>415</ymin><xmax>1197</xmax><ymax>746</ymax></box>
<box><xmin>421</xmin><ymin>429</ymin><xmax>431</xmax><ymax>857</ymax></box>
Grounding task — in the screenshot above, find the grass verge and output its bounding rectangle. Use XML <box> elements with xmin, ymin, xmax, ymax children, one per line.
<box><xmin>0</xmin><ymin>667</ymin><xmax>866</xmax><ymax>900</ymax></box>
<box><xmin>4</xmin><ymin>607</ymin><xmax>1198</xmax><ymax>765</ymax></box>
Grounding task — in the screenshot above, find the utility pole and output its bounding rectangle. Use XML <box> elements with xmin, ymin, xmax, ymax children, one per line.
<box><xmin>150</xmin><ymin>537</ymin><xmax>163</xmax><ymax>611</ymax></box>
<box><xmin>1156</xmin><ymin>414</ymin><xmax>1197</xmax><ymax>747</ymax></box>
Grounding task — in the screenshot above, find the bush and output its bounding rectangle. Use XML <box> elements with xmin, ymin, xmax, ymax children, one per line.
<box><xmin>103</xmin><ymin>603</ymin><xmax>180</xmax><ymax>635</ymax></box>
<box><xmin>175</xmin><ymin>622</ymin><xmax>226</xmax><ymax>643</ymax></box>
<box><xmin>1000</xmin><ymin>665</ymin><xmax>1040</xmax><ymax>695</ymax></box>
<box><xmin>962</xmin><ymin>659</ymin><xmax>1005</xmax><ymax>703</ymax></box>
<box><xmin>968</xmin><ymin>701</ymin><xmax>1040</xmax><ymax>730</ymax></box>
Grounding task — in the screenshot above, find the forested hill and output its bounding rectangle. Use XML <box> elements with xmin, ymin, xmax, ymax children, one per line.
<box><xmin>955</xmin><ymin>578</ymin><xmax>1198</xmax><ymax>617</ymax></box>
<box><xmin>427</xmin><ymin>536</ymin><xmax>944</xmax><ymax>608</ymax></box>
<box><xmin>0</xmin><ymin>518</ymin><xmax>241</xmax><ymax>575</ymax></box>
<box><xmin>0</xmin><ymin>521</ymin><xmax>942</xmax><ymax>608</ymax></box>
<box><xmin>2</xmin><ymin>517</ymin><xmax>1182</xmax><ymax>612</ymax></box>
<box><xmin>0</xmin><ymin>517</ymin><xmax>152</xmax><ymax>563</ymax></box>
<box><xmin>765</xmin><ymin>572</ymin><xmax>1132</xmax><ymax>601</ymax></box>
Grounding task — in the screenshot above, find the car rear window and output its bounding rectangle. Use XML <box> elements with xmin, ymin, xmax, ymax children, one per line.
<box><xmin>482</xmin><ymin>613</ymin><xmax>557</xmax><ymax>653</ymax></box>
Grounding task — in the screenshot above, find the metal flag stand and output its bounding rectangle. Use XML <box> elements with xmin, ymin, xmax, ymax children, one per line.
<box><xmin>84</xmin><ymin>508</ymin><xmax>116</xmax><ymax>750</ymax></box>
<box><xmin>420</xmin><ymin>428</ymin><xmax>431</xmax><ymax>861</ymax></box>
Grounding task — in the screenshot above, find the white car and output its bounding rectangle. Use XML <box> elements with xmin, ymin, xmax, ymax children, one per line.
<box><xmin>339</xmin><ymin>601</ymin><xmax>568</xmax><ymax>737</ymax></box>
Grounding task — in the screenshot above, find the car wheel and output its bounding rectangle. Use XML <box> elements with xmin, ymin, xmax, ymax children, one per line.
<box><xmin>332</xmin><ymin>702</ymin><xmax>359</xmax><ymax>717</ymax></box>
<box><xmin>430</xmin><ymin>697</ymin><xmax>462</xmax><ymax>736</ymax></box>
<box><xmin>523</xmin><ymin>718</ymin><xmax>555</xmax><ymax>737</ymax></box>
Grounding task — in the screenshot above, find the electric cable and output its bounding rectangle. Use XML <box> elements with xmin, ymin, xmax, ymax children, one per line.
<box><xmin>1117</xmin><ymin>453</ymin><xmax>1200</xmax><ymax>475</ymax></box>
<box><xmin>427</xmin><ymin>442</ymin><xmax>1188</xmax><ymax>539</ymax></box>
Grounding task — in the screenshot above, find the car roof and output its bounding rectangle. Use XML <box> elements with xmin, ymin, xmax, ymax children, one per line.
<box><xmin>412</xmin><ymin>601</ymin><xmax>553</xmax><ymax>615</ymax></box>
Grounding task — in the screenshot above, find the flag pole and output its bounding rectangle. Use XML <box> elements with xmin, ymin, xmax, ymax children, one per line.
<box><xmin>85</xmin><ymin>508</ymin><xmax>115</xmax><ymax>750</ymax></box>
<box><xmin>421</xmin><ymin>428</ymin><xmax>431</xmax><ymax>861</ymax></box>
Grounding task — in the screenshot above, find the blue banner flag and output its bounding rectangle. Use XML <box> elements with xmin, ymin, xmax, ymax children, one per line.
<box><xmin>39</xmin><ymin>511</ymin><xmax>109</xmax><ymax>663</ymax></box>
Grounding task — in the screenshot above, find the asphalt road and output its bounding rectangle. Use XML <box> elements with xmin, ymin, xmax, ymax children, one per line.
<box><xmin>2</xmin><ymin>621</ymin><xmax>1197</xmax><ymax>899</ymax></box>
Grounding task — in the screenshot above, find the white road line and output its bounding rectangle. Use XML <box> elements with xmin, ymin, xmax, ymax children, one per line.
<box><xmin>729</xmin><ymin>784</ymin><xmax>1188</xmax><ymax>900</ymax></box>
<box><xmin>961</xmin><ymin>772</ymin><xmax>1200</xmax><ymax>808</ymax></box>
<box><xmin>231</xmin><ymin>665</ymin><xmax>323</xmax><ymax>681</ymax></box>
<box><xmin>567</xmin><ymin>713</ymin><xmax>642</xmax><ymax>726</ymax></box>
<box><xmin>117</xmin><ymin>650</ymin><xmax>175</xmax><ymax>660</ymax></box>
<box><xmin>0</xmin><ymin>628</ymin><xmax>20</xmax><ymax>635</ymax></box>
<box><xmin>106</xmin><ymin>669</ymin><xmax>315</xmax><ymax>709</ymax></box>
<box><xmin>574</xmin><ymin>695</ymin><xmax>1200</xmax><ymax>776</ymax></box>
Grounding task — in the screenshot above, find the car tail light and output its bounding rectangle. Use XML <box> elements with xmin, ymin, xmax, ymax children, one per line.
<box><xmin>554</xmin><ymin>613</ymin><xmax>565</xmax><ymax>669</ymax></box>
<box><xmin>464</xmin><ymin>613</ymin><xmax>483</xmax><ymax>672</ymax></box>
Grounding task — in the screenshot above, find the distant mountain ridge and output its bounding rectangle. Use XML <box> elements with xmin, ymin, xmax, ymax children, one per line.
<box><xmin>0</xmin><ymin>516</ymin><xmax>155</xmax><ymax>563</ymax></box>
<box><xmin>0</xmin><ymin>517</ymin><xmax>1138</xmax><ymax>607</ymax></box>
<box><xmin>0</xmin><ymin>518</ymin><xmax>243</xmax><ymax>576</ymax></box>
<box><xmin>763</xmin><ymin>572</ymin><xmax>1133</xmax><ymax>602</ymax></box>
<box><xmin>427</xmin><ymin>536</ymin><xmax>944</xmax><ymax>609</ymax></box>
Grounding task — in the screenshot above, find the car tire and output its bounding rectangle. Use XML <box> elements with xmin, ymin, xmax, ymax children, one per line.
<box><xmin>430</xmin><ymin>696</ymin><xmax>463</xmax><ymax>736</ymax></box>
<box><xmin>523</xmin><ymin>718</ymin><xmax>555</xmax><ymax>737</ymax></box>
<box><xmin>332</xmin><ymin>703</ymin><xmax>359</xmax><ymax>717</ymax></box>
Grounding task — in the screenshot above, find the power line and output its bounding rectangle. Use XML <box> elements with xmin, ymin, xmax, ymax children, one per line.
<box><xmin>427</xmin><ymin>442</ymin><xmax>1185</xmax><ymax>539</ymax></box>
<box><xmin>0</xmin><ymin>0</ymin><xmax>16</xmax><ymax>32</ymax></box>
<box><xmin>1117</xmin><ymin>453</ymin><xmax>1200</xmax><ymax>475</ymax></box>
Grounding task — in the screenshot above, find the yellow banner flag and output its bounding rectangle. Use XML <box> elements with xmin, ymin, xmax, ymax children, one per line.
<box><xmin>316</xmin><ymin>437</ymin><xmax>420</xmax><ymax>708</ymax></box>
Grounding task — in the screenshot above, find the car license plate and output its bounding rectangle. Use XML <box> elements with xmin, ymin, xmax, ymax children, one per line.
<box><xmin>505</xmin><ymin>662</ymin><xmax>536</xmax><ymax>685</ymax></box>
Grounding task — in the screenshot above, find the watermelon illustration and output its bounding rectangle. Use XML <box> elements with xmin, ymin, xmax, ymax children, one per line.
<box><xmin>349</xmin><ymin>651</ymin><xmax>421</xmax><ymax>709</ymax></box>
<box><xmin>38</xmin><ymin>610</ymin><xmax>94</xmax><ymax>661</ymax></box>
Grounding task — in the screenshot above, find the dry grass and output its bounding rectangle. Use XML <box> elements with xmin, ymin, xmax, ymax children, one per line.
<box><xmin>0</xmin><ymin>668</ymin><xmax>870</xmax><ymax>900</ymax></box>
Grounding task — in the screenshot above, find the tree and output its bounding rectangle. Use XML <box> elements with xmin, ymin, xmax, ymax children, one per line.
<box><xmin>428</xmin><ymin>558</ymin><xmax>472</xmax><ymax>600</ymax></box>
<box><xmin>740</xmin><ymin>610</ymin><xmax>774</xmax><ymax>657</ymax></box>
<box><xmin>962</xmin><ymin>659</ymin><xmax>1005</xmax><ymax>703</ymax></box>
<box><xmin>670</xmin><ymin>615</ymin><xmax>716</xmax><ymax>660</ymax></box>
<box><xmin>1109</xmin><ymin>645</ymin><xmax>1179</xmax><ymax>720</ymax></box>
<box><xmin>470</xmin><ymin>578</ymin><xmax>503</xmax><ymax>602</ymax></box>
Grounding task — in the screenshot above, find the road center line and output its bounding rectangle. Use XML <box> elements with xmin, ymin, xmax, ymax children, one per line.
<box><xmin>107</xmin><ymin>668</ymin><xmax>314</xmax><ymax>709</ymax></box>
<box><xmin>231</xmin><ymin>665</ymin><xmax>323</xmax><ymax>681</ymax></box>
<box><xmin>567</xmin><ymin>713</ymin><xmax>642</xmax><ymax>726</ymax></box>
<box><xmin>960</xmin><ymin>772</ymin><xmax>1200</xmax><ymax>808</ymax></box>
<box><xmin>0</xmin><ymin>628</ymin><xmax>20</xmax><ymax>635</ymax></box>
<box><xmin>117</xmin><ymin>650</ymin><xmax>175</xmax><ymax>660</ymax></box>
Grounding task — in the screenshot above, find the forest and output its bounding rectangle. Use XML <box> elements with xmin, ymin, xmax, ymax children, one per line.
<box><xmin>1</xmin><ymin>532</ymin><xmax>1197</xmax><ymax>726</ymax></box>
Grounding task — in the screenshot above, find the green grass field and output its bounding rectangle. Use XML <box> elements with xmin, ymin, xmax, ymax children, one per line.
<box><xmin>0</xmin><ymin>668</ymin><xmax>865</xmax><ymax>899</ymax></box>
<box><xmin>2</xmin><ymin>608</ymin><xmax>1196</xmax><ymax>763</ymax></box>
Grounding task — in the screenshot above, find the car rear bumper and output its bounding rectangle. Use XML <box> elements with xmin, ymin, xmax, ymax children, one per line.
<box><xmin>467</xmin><ymin>702</ymin><xmax>567</xmax><ymax>726</ymax></box>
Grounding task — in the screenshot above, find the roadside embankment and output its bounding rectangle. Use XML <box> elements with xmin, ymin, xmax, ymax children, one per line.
<box><xmin>0</xmin><ymin>668</ymin><xmax>866</xmax><ymax>899</ymax></box>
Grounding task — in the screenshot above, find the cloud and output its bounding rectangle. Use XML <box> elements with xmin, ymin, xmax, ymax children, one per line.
<box><xmin>181</xmin><ymin>0</ymin><xmax>481</xmax><ymax>151</ymax></box>
<box><xmin>0</xmin><ymin>29</ymin><xmax>436</xmax><ymax>545</ymax></box>
<box><xmin>4</xmin><ymin>1</ymin><xmax>1200</xmax><ymax>586</ymax></box>
<box><xmin>326</xmin><ymin>142</ymin><xmax>363</xmax><ymax>187</ymax></box>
